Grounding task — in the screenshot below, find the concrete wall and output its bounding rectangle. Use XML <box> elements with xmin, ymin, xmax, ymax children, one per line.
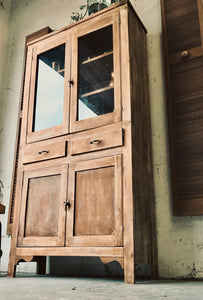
<box><xmin>0</xmin><ymin>0</ymin><xmax>203</xmax><ymax>279</ymax></box>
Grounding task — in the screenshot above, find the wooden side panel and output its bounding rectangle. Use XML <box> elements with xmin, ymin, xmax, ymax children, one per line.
<box><xmin>161</xmin><ymin>0</ymin><xmax>203</xmax><ymax>216</ymax></box>
<box><xmin>128</xmin><ymin>6</ymin><xmax>157</xmax><ymax>276</ymax></box>
<box><xmin>169</xmin><ymin>57</ymin><xmax>203</xmax><ymax>215</ymax></box>
<box><xmin>164</xmin><ymin>0</ymin><xmax>201</xmax><ymax>55</ymax></box>
<box><xmin>7</xmin><ymin>27</ymin><xmax>52</xmax><ymax>235</ymax></box>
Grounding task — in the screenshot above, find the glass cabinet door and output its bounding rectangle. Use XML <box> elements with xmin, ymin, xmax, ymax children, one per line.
<box><xmin>70</xmin><ymin>12</ymin><xmax>121</xmax><ymax>132</ymax></box>
<box><xmin>26</xmin><ymin>32</ymin><xmax>70</xmax><ymax>143</ymax></box>
<box><xmin>33</xmin><ymin>45</ymin><xmax>65</xmax><ymax>132</ymax></box>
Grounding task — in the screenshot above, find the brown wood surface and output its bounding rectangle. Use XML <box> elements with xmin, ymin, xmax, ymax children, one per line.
<box><xmin>100</xmin><ymin>257</ymin><xmax>124</xmax><ymax>269</ymax></box>
<box><xmin>164</xmin><ymin>0</ymin><xmax>201</xmax><ymax>55</ymax></box>
<box><xmin>22</xmin><ymin>140</ymin><xmax>67</xmax><ymax>164</ymax></box>
<box><xmin>161</xmin><ymin>0</ymin><xmax>203</xmax><ymax>216</ymax></box>
<box><xmin>18</xmin><ymin>165</ymin><xmax>67</xmax><ymax>247</ymax></box>
<box><xmin>128</xmin><ymin>5</ymin><xmax>157</xmax><ymax>277</ymax></box>
<box><xmin>71</xmin><ymin>127</ymin><xmax>123</xmax><ymax>155</ymax></box>
<box><xmin>0</xmin><ymin>204</ymin><xmax>5</xmax><ymax>214</ymax></box>
<box><xmin>25</xmin><ymin>175</ymin><xmax>61</xmax><ymax>237</ymax></box>
<box><xmin>169</xmin><ymin>57</ymin><xmax>203</xmax><ymax>213</ymax></box>
<box><xmin>66</xmin><ymin>155</ymin><xmax>123</xmax><ymax>247</ymax></box>
<box><xmin>74</xmin><ymin>166</ymin><xmax>115</xmax><ymax>236</ymax></box>
<box><xmin>16</xmin><ymin>246</ymin><xmax>124</xmax><ymax>257</ymax></box>
<box><xmin>119</xmin><ymin>4</ymin><xmax>135</xmax><ymax>283</ymax></box>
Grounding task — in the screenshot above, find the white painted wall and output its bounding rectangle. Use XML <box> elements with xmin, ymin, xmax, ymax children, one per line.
<box><xmin>0</xmin><ymin>0</ymin><xmax>12</xmax><ymax>271</ymax></box>
<box><xmin>0</xmin><ymin>0</ymin><xmax>202</xmax><ymax>279</ymax></box>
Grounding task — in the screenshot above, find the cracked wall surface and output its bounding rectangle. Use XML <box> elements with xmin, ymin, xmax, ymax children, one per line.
<box><xmin>0</xmin><ymin>0</ymin><xmax>203</xmax><ymax>279</ymax></box>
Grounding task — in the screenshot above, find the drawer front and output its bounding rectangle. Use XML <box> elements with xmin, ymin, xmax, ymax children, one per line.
<box><xmin>22</xmin><ymin>141</ymin><xmax>67</xmax><ymax>164</ymax></box>
<box><xmin>71</xmin><ymin>128</ymin><xmax>123</xmax><ymax>155</ymax></box>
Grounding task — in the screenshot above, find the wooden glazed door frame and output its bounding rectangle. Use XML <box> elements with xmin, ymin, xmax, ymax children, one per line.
<box><xmin>26</xmin><ymin>32</ymin><xmax>71</xmax><ymax>144</ymax></box>
<box><xmin>18</xmin><ymin>165</ymin><xmax>68</xmax><ymax>247</ymax></box>
<box><xmin>70</xmin><ymin>11</ymin><xmax>121</xmax><ymax>133</ymax></box>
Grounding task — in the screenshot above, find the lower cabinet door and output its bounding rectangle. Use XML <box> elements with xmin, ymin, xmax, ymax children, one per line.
<box><xmin>18</xmin><ymin>165</ymin><xmax>68</xmax><ymax>247</ymax></box>
<box><xmin>66</xmin><ymin>155</ymin><xmax>123</xmax><ymax>247</ymax></box>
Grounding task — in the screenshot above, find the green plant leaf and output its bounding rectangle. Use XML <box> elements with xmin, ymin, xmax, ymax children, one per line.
<box><xmin>80</xmin><ymin>5</ymin><xmax>86</xmax><ymax>10</ymax></box>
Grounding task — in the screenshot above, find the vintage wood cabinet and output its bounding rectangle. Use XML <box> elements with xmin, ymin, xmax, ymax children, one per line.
<box><xmin>7</xmin><ymin>0</ymin><xmax>157</xmax><ymax>284</ymax></box>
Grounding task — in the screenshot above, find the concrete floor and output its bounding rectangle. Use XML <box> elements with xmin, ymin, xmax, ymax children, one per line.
<box><xmin>1</xmin><ymin>274</ymin><xmax>203</xmax><ymax>300</ymax></box>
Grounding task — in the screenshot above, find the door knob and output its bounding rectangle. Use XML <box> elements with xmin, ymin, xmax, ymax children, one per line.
<box><xmin>68</xmin><ymin>80</ymin><xmax>74</xmax><ymax>87</ymax></box>
<box><xmin>181</xmin><ymin>50</ymin><xmax>190</xmax><ymax>58</ymax></box>
<box><xmin>64</xmin><ymin>201</ymin><xmax>71</xmax><ymax>209</ymax></box>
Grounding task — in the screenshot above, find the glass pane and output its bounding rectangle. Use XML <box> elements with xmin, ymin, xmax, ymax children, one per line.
<box><xmin>33</xmin><ymin>44</ymin><xmax>65</xmax><ymax>132</ymax></box>
<box><xmin>78</xmin><ymin>26</ymin><xmax>114</xmax><ymax>121</ymax></box>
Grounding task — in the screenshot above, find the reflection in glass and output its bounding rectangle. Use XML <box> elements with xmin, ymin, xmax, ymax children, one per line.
<box><xmin>77</xmin><ymin>26</ymin><xmax>114</xmax><ymax>121</ymax></box>
<box><xmin>33</xmin><ymin>45</ymin><xmax>65</xmax><ymax>132</ymax></box>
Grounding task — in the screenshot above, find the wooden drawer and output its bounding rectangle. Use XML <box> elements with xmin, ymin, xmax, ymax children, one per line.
<box><xmin>22</xmin><ymin>141</ymin><xmax>67</xmax><ymax>164</ymax></box>
<box><xmin>71</xmin><ymin>128</ymin><xmax>124</xmax><ymax>155</ymax></box>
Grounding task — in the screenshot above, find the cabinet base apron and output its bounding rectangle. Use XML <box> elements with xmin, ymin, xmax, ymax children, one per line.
<box><xmin>8</xmin><ymin>247</ymin><xmax>124</xmax><ymax>278</ymax></box>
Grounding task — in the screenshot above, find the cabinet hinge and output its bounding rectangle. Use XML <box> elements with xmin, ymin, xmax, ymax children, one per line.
<box><xmin>122</xmin><ymin>226</ymin><xmax>125</xmax><ymax>232</ymax></box>
<box><xmin>121</xmin><ymin>166</ymin><xmax>124</xmax><ymax>172</ymax></box>
<box><xmin>119</xmin><ymin>16</ymin><xmax>121</xmax><ymax>25</ymax></box>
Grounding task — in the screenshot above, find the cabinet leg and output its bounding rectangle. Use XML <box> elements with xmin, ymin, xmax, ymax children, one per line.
<box><xmin>7</xmin><ymin>255</ymin><xmax>17</xmax><ymax>278</ymax></box>
<box><xmin>124</xmin><ymin>253</ymin><xmax>135</xmax><ymax>284</ymax></box>
<box><xmin>35</xmin><ymin>256</ymin><xmax>46</xmax><ymax>275</ymax></box>
<box><xmin>8</xmin><ymin>255</ymin><xmax>35</xmax><ymax>277</ymax></box>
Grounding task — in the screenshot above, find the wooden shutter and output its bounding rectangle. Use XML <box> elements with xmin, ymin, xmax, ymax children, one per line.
<box><xmin>161</xmin><ymin>0</ymin><xmax>203</xmax><ymax>215</ymax></box>
<box><xmin>7</xmin><ymin>27</ymin><xmax>52</xmax><ymax>235</ymax></box>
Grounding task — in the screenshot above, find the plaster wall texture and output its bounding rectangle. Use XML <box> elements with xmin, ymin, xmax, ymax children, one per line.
<box><xmin>0</xmin><ymin>0</ymin><xmax>202</xmax><ymax>279</ymax></box>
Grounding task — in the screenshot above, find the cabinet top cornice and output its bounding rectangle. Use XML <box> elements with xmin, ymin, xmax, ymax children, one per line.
<box><xmin>27</xmin><ymin>0</ymin><xmax>146</xmax><ymax>47</ymax></box>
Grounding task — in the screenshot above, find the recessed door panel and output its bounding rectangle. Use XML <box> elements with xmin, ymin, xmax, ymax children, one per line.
<box><xmin>18</xmin><ymin>165</ymin><xmax>68</xmax><ymax>247</ymax></box>
<box><xmin>74</xmin><ymin>166</ymin><xmax>115</xmax><ymax>236</ymax></box>
<box><xmin>24</xmin><ymin>175</ymin><xmax>61</xmax><ymax>237</ymax></box>
<box><xmin>66</xmin><ymin>155</ymin><xmax>123</xmax><ymax>247</ymax></box>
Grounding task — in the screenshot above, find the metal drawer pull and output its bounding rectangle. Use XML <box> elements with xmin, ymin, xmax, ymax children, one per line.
<box><xmin>89</xmin><ymin>139</ymin><xmax>102</xmax><ymax>145</ymax></box>
<box><xmin>38</xmin><ymin>150</ymin><xmax>49</xmax><ymax>155</ymax></box>
<box><xmin>181</xmin><ymin>50</ymin><xmax>190</xmax><ymax>58</ymax></box>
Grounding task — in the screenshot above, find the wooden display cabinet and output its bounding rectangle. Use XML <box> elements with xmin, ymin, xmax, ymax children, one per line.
<box><xmin>7</xmin><ymin>0</ymin><xmax>157</xmax><ymax>283</ymax></box>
